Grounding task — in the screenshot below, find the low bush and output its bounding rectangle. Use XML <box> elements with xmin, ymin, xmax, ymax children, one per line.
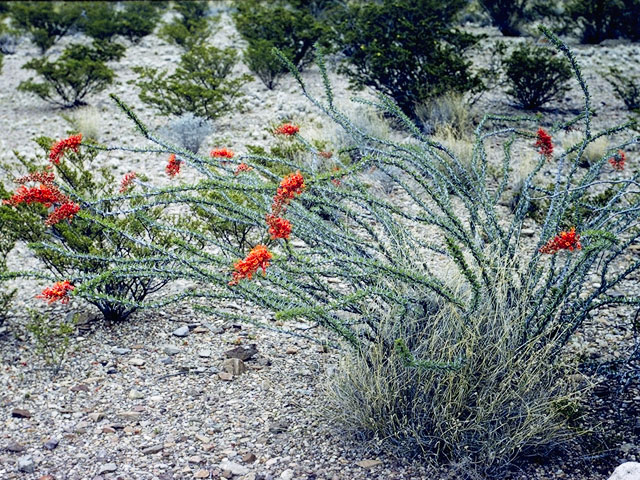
<box><xmin>9</xmin><ymin>1</ymin><xmax>84</xmax><ymax>54</ymax></box>
<box><xmin>566</xmin><ymin>0</ymin><xmax>640</xmax><ymax>43</ymax></box>
<box><xmin>0</xmin><ymin>228</ymin><xmax>16</xmax><ymax>327</ymax></box>
<box><xmin>78</xmin><ymin>1</ymin><xmax>162</xmax><ymax>44</ymax></box>
<box><xmin>502</xmin><ymin>42</ymin><xmax>572</xmax><ymax>109</ymax></box>
<box><xmin>233</xmin><ymin>0</ymin><xmax>330</xmax><ymax>89</ymax></box>
<box><xmin>604</xmin><ymin>68</ymin><xmax>640</xmax><ymax>112</ymax></box>
<box><xmin>158</xmin><ymin>113</ymin><xmax>213</xmax><ymax>154</ymax></box>
<box><xmin>158</xmin><ymin>1</ymin><xmax>212</xmax><ymax>49</ymax></box>
<box><xmin>18</xmin><ymin>41</ymin><xmax>124</xmax><ymax>108</ymax></box>
<box><xmin>330</xmin><ymin>0</ymin><xmax>483</xmax><ymax>121</ymax></box>
<box><xmin>0</xmin><ymin>134</ymin><xmax>179</xmax><ymax>322</ymax></box>
<box><xmin>25</xmin><ymin>308</ymin><xmax>75</xmax><ymax>373</ymax></box>
<box><xmin>133</xmin><ymin>44</ymin><xmax>252</xmax><ymax>120</ymax></box>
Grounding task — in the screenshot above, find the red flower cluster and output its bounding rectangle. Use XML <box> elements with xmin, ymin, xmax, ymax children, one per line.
<box><xmin>45</xmin><ymin>202</ymin><xmax>80</xmax><ymax>226</ymax></box>
<box><xmin>266</xmin><ymin>214</ymin><xmax>292</xmax><ymax>240</ymax></box>
<box><xmin>119</xmin><ymin>171</ymin><xmax>137</xmax><ymax>193</ymax></box>
<box><xmin>4</xmin><ymin>184</ymin><xmax>65</xmax><ymax>207</ymax></box>
<box><xmin>36</xmin><ymin>280</ymin><xmax>75</xmax><ymax>304</ymax></box>
<box><xmin>166</xmin><ymin>154</ymin><xmax>181</xmax><ymax>177</ymax></box>
<box><xmin>319</xmin><ymin>151</ymin><xmax>333</xmax><ymax>159</ymax></box>
<box><xmin>609</xmin><ymin>150</ymin><xmax>626</xmax><ymax>171</ymax></box>
<box><xmin>535</xmin><ymin>128</ymin><xmax>553</xmax><ymax>157</ymax></box>
<box><xmin>274</xmin><ymin>123</ymin><xmax>300</xmax><ymax>136</ymax></box>
<box><xmin>539</xmin><ymin>227</ymin><xmax>582</xmax><ymax>254</ymax></box>
<box><xmin>273</xmin><ymin>171</ymin><xmax>305</xmax><ymax>214</ymax></box>
<box><xmin>234</xmin><ymin>163</ymin><xmax>253</xmax><ymax>175</ymax></box>
<box><xmin>229</xmin><ymin>244</ymin><xmax>272</xmax><ymax>285</ymax></box>
<box><xmin>50</xmin><ymin>134</ymin><xmax>82</xmax><ymax>164</ymax></box>
<box><xmin>211</xmin><ymin>148</ymin><xmax>235</xmax><ymax>159</ymax></box>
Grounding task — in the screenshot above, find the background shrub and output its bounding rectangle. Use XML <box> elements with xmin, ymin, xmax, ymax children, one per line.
<box><xmin>18</xmin><ymin>41</ymin><xmax>124</xmax><ymax>108</ymax></box>
<box><xmin>330</xmin><ymin>0</ymin><xmax>483</xmax><ymax>121</ymax></box>
<box><xmin>0</xmin><ymin>229</ymin><xmax>16</xmax><ymax>327</ymax></box>
<box><xmin>502</xmin><ymin>42</ymin><xmax>572</xmax><ymax>109</ymax></box>
<box><xmin>78</xmin><ymin>1</ymin><xmax>162</xmax><ymax>44</ymax></box>
<box><xmin>158</xmin><ymin>0</ymin><xmax>212</xmax><ymax>49</ymax></box>
<box><xmin>566</xmin><ymin>0</ymin><xmax>640</xmax><ymax>43</ymax></box>
<box><xmin>605</xmin><ymin>68</ymin><xmax>640</xmax><ymax>112</ymax></box>
<box><xmin>133</xmin><ymin>44</ymin><xmax>252</xmax><ymax>120</ymax></box>
<box><xmin>9</xmin><ymin>1</ymin><xmax>83</xmax><ymax>53</ymax></box>
<box><xmin>158</xmin><ymin>113</ymin><xmax>213</xmax><ymax>154</ymax></box>
<box><xmin>25</xmin><ymin>308</ymin><xmax>74</xmax><ymax>373</ymax></box>
<box><xmin>233</xmin><ymin>0</ymin><xmax>330</xmax><ymax>89</ymax></box>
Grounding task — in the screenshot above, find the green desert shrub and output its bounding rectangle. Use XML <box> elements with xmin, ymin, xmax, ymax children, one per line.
<box><xmin>9</xmin><ymin>1</ymin><xmax>84</xmax><ymax>54</ymax></box>
<box><xmin>233</xmin><ymin>0</ymin><xmax>330</xmax><ymax>89</ymax></box>
<box><xmin>158</xmin><ymin>0</ymin><xmax>212</xmax><ymax>49</ymax></box>
<box><xmin>502</xmin><ymin>42</ymin><xmax>572</xmax><ymax>109</ymax></box>
<box><xmin>77</xmin><ymin>1</ymin><xmax>162</xmax><ymax>44</ymax></box>
<box><xmin>566</xmin><ymin>0</ymin><xmax>640</xmax><ymax>43</ymax></box>
<box><xmin>0</xmin><ymin>135</ymin><xmax>178</xmax><ymax>322</ymax></box>
<box><xmin>331</xmin><ymin>0</ymin><xmax>483</xmax><ymax>121</ymax></box>
<box><xmin>478</xmin><ymin>0</ymin><xmax>530</xmax><ymax>36</ymax></box>
<box><xmin>604</xmin><ymin>67</ymin><xmax>640</xmax><ymax>112</ymax></box>
<box><xmin>25</xmin><ymin>308</ymin><xmax>75</xmax><ymax>373</ymax></box>
<box><xmin>133</xmin><ymin>44</ymin><xmax>252</xmax><ymax>120</ymax></box>
<box><xmin>18</xmin><ymin>41</ymin><xmax>124</xmax><ymax>108</ymax></box>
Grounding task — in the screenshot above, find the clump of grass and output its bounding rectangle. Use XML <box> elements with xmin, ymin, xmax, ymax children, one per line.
<box><xmin>61</xmin><ymin>107</ymin><xmax>103</xmax><ymax>143</ymax></box>
<box><xmin>561</xmin><ymin>130</ymin><xmax>609</xmax><ymax>167</ymax></box>
<box><xmin>326</xmin><ymin>263</ymin><xmax>584</xmax><ymax>477</ymax></box>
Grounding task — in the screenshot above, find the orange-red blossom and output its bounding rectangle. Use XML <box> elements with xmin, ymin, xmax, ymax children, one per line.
<box><xmin>229</xmin><ymin>245</ymin><xmax>272</xmax><ymax>285</ymax></box>
<box><xmin>37</xmin><ymin>280</ymin><xmax>75</xmax><ymax>304</ymax></box>
<box><xmin>539</xmin><ymin>227</ymin><xmax>582</xmax><ymax>254</ymax></box>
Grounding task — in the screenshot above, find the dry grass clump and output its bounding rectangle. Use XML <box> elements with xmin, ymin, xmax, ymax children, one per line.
<box><xmin>325</xmin><ymin>265</ymin><xmax>584</xmax><ymax>477</ymax></box>
<box><xmin>61</xmin><ymin>106</ymin><xmax>103</xmax><ymax>142</ymax></box>
<box><xmin>561</xmin><ymin>130</ymin><xmax>609</xmax><ymax>167</ymax></box>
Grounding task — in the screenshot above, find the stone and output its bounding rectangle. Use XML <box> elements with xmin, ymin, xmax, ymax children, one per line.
<box><xmin>102</xmin><ymin>426</ymin><xmax>116</xmax><ymax>434</ymax></box>
<box><xmin>608</xmin><ymin>462</ymin><xmax>640</xmax><ymax>480</ymax></box>
<box><xmin>285</xmin><ymin>347</ymin><xmax>298</xmax><ymax>355</ymax></box>
<box><xmin>173</xmin><ymin>326</ymin><xmax>189</xmax><ymax>337</ymax></box>
<box><xmin>17</xmin><ymin>455</ymin><xmax>34</xmax><ymax>473</ymax></box>
<box><xmin>129</xmin><ymin>357</ymin><xmax>145</xmax><ymax>366</ymax></box>
<box><xmin>99</xmin><ymin>463</ymin><xmax>118</xmax><ymax>474</ymax></box>
<box><xmin>193</xmin><ymin>326</ymin><xmax>208</xmax><ymax>334</ymax></box>
<box><xmin>194</xmin><ymin>470</ymin><xmax>210</xmax><ymax>478</ymax></box>
<box><xmin>188</xmin><ymin>455</ymin><xmax>203</xmax><ymax>464</ymax></box>
<box><xmin>43</xmin><ymin>438</ymin><xmax>59</xmax><ymax>450</ymax></box>
<box><xmin>161</xmin><ymin>357</ymin><xmax>173</xmax><ymax>365</ymax></box>
<box><xmin>112</xmin><ymin>347</ymin><xmax>131</xmax><ymax>355</ymax></box>
<box><xmin>242</xmin><ymin>453</ymin><xmax>256</xmax><ymax>464</ymax></box>
<box><xmin>70</xmin><ymin>384</ymin><xmax>89</xmax><ymax>392</ymax></box>
<box><xmin>107</xmin><ymin>367</ymin><xmax>118</xmax><ymax>374</ymax></box>
<box><xmin>6</xmin><ymin>442</ymin><xmax>25</xmax><ymax>452</ymax></box>
<box><xmin>356</xmin><ymin>459</ymin><xmax>382</xmax><ymax>468</ymax></box>
<box><xmin>11</xmin><ymin>408</ymin><xmax>32</xmax><ymax>418</ymax></box>
<box><xmin>118</xmin><ymin>411</ymin><xmax>141</xmax><ymax>420</ymax></box>
<box><xmin>222</xmin><ymin>358</ymin><xmax>247</xmax><ymax>376</ymax></box>
<box><xmin>163</xmin><ymin>345</ymin><xmax>181</xmax><ymax>356</ymax></box>
<box><xmin>129</xmin><ymin>389</ymin><xmax>145</xmax><ymax>400</ymax></box>
<box><xmin>89</xmin><ymin>412</ymin><xmax>105</xmax><ymax>422</ymax></box>
<box><xmin>219</xmin><ymin>460</ymin><xmax>249</xmax><ymax>476</ymax></box>
<box><xmin>218</xmin><ymin>372</ymin><xmax>233</xmax><ymax>381</ymax></box>
<box><xmin>198</xmin><ymin>350</ymin><xmax>212</xmax><ymax>358</ymax></box>
<box><xmin>141</xmin><ymin>444</ymin><xmax>163</xmax><ymax>455</ymax></box>
<box><xmin>280</xmin><ymin>470</ymin><xmax>294</xmax><ymax>480</ymax></box>
<box><xmin>222</xmin><ymin>471</ymin><xmax>233</xmax><ymax>479</ymax></box>
<box><xmin>224</xmin><ymin>344</ymin><xmax>258</xmax><ymax>361</ymax></box>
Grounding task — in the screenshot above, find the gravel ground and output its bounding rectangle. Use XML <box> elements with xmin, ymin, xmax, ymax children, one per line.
<box><xmin>1</xmin><ymin>7</ymin><xmax>639</xmax><ymax>480</ymax></box>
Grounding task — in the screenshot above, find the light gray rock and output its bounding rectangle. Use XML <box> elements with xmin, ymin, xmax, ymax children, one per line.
<box><xmin>608</xmin><ymin>462</ymin><xmax>640</xmax><ymax>480</ymax></box>
<box><xmin>99</xmin><ymin>463</ymin><xmax>117</xmax><ymax>474</ymax></box>
<box><xmin>198</xmin><ymin>350</ymin><xmax>211</xmax><ymax>358</ymax></box>
<box><xmin>17</xmin><ymin>455</ymin><xmax>34</xmax><ymax>473</ymax></box>
<box><xmin>219</xmin><ymin>460</ymin><xmax>249</xmax><ymax>476</ymax></box>
<box><xmin>163</xmin><ymin>345</ymin><xmax>180</xmax><ymax>356</ymax></box>
<box><xmin>222</xmin><ymin>358</ymin><xmax>247</xmax><ymax>376</ymax></box>
<box><xmin>112</xmin><ymin>347</ymin><xmax>131</xmax><ymax>355</ymax></box>
<box><xmin>172</xmin><ymin>326</ymin><xmax>189</xmax><ymax>337</ymax></box>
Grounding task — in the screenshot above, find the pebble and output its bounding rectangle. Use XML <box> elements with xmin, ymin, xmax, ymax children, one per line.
<box><xmin>141</xmin><ymin>444</ymin><xmax>163</xmax><ymax>455</ymax></box>
<box><xmin>198</xmin><ymin>349</ymin><xmax>212</xmax><ymax>358</ymax></box>
<box><xmin>99</xmin><ymin>463</ymin><xmax>118</xmax><ymax>474</ymax></box>
<box><xmin>218</xmin><ymin>372</ymin><xmax>233</xmax><ymax>381</ymax></box>
<box><xmin>194</xmin><ymin>470</ymin><xmax>210</xmax><ymax>478</ymax></box>
<box><xmin>129</xmin><ymin>357</ymin><xmax>146</xmax><ymax>366</ymax></box>
<box><xmin>112</xmin><ymin>347</ymin><xmax>131</xmax><ymax>355</ymax></box>
<box><xmin>280</xmin><ymin>469</ymin><xmax>294</xmax><ymax>480</ymax></box>
<box><xmin>222</xmin><ymin>358</ymin><xmax>247</xmax><ymax>376</ymax></box>
<box><xmin>6</xmin><ymin>442</ymin><xmax>25</xmax><ymax>452</ymax></box>
<box><xmin>356</xmin><ymin>459</ymin><xmax>382</xmax><ymax>468</ymax></box>
<box><xmin>163</xmin><ymin>345</ymin><xmax>181</xmax><ymax>356</ymax></box>
<box><xmin>129</xmin><ymin>389</ymin><xmax>145</xmax><ymax>400</ymax></box>
<box><xmin>242</xmin><ymin>453</ymin><xmax>257</xmax><ymax>463</ymax></box>
<box><xmin>11</xmin><ymin>408</ymin><xmax>32</xmax><ymax>418</ymax></box>
<box><xmin>172</xmin><ymin>325</ymin><xmax>190</xmax><ymax>337</ymax></box>
<box><xmin>219</xmin><ymin>460</ymin><xmax>249</xmax><ymax>476</ymax></box>
<box><xmin>43</xmin><ymin>438</ymin><xmax>59</xmax><ymax>450</ymax></box>
<box><xmin>17</xmin><ymin>455</ymin><xmax>34</xmax><ymax>473</ymax></box>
